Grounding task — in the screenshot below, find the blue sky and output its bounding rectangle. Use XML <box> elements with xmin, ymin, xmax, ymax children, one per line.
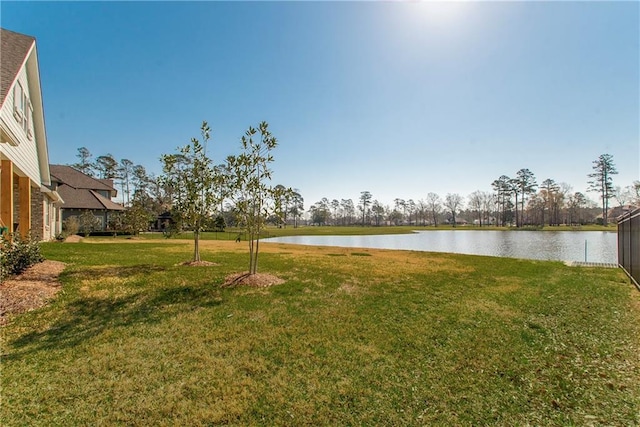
<box><xmin>2</xmin><ymin>1</ymin><xmax>638</xmax><ymax>208</ymax></box>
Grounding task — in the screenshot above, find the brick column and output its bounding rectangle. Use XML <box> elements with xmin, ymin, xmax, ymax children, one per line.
<box><xmin>19</xmin><ymin>176</ymin><xmax>31</xmax><ymax>239</ymax></box>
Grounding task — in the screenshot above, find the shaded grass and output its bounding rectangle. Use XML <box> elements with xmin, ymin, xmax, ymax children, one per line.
<box><xmin>1</xmin><ymin>240</ymin><xmax>638</xmax><ymax>425</ymax></box>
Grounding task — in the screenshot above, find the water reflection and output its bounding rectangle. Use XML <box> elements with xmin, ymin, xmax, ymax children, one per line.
<box><xmin>264</xmin><ymin>230</ymin><xmax>617</xmax><ymax>263</ymax></box>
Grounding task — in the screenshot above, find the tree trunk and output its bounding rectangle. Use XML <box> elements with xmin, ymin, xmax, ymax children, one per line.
<box><xmin>194</xmin><ymin>230</ymin><xmax>201</xmax><ymax>262</ymax></box>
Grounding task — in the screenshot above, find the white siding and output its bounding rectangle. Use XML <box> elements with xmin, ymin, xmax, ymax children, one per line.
<box><xmin>0</xmin><ymin>65</ymin><xmax>40</xmax><ymax>184</ymax></box>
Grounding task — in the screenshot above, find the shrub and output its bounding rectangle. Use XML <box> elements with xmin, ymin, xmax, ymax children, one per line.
<box><xmin>0</xmin><ymin>233</ymin><xmax>44</xmax><ymax>282</ymax></box>
<box><xmin>62</xmin><ymin>216</ymin><xmax>80</xmax><ymax>236</ymax></box>
<box><xmin>78</xmin><ymin>211</ymin><xmax>101</xmax><ymax>237</ymax></box>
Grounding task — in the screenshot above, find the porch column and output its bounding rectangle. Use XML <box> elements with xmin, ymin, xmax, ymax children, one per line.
<box><xmin>19</xmin><ymin>176</ymin><xmax>31</xmax><ymax>239</ymax></box>
<box><xmin>1</xmin><ymin>160</ymin><xmax>13</xmax><ymax>232</ymax></box>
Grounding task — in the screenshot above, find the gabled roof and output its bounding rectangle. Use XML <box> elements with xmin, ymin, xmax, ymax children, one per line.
<box><xmin>49</xmin><ymin>164</ymin><xmax>124</xmax><ymax>212</ymax></box>
<box><xmin>1</xmin><ymin>28</ymin><xmax>50</xmax><ymax>186</ymax></box>
<box><xmin>50</xmin><ymin>164</ymin><xmax>116</xmax><ymax>192</ymax></box>
<box><xmin>0</xmin><ymin>28</ymin><xmax>35</xmax><ymax>108</ymax></box>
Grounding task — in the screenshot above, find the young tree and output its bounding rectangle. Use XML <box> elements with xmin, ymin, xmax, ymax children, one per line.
<box><xmin>225</xmin><ymin>121</ymin><xmax>286</xmax><ymax>275</ymax></box>
<box><xmin>587</xmin><ymin>153</ymin><xmax>618</xmax><ymax>225</ymax></box>
<box><xmin>160</xmin><ymin>121</ymin><xmax>221</xmax><ymax>262</ymax></box>
<box><xmin>444</xmin><ymin>193</ymin><xmax>463</xmax><ymax>227</ymax></box>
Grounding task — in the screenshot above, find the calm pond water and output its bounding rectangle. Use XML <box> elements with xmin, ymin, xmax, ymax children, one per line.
<box><xmin>264</xmin><ymin>230</ymin><xmax>618</xmax><ymax>263</ymax></box>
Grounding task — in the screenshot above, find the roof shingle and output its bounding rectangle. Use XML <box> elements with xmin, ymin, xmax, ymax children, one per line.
<box><xmin>0</xmin><ymin>28</ymin><xmax>35</xmax><ymax>108</ymax></box>
<box><xmin>49</xmin><ymin>165</ymin><xmax>124</xmax><ymax>211</ymax></box>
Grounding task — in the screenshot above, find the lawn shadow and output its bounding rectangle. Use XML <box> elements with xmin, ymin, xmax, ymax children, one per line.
<box><xmin>5</xmin><ymin>283</ymin><xmax>223</xmax><ymax>360</ymax></box>
<box><xmin>63</xmin><ymin>264</ymin><xmax>168</xmax><ymax>282</ymax></box>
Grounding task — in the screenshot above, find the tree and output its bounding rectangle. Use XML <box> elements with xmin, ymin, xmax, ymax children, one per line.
<box><xmin>331</xmin><ymin>199</ymin><xmax>340</xmax><ymax>225</ymax></box>
<box><xmin>132</xmin><ymin>164</ymin><xmax>150</xmax><ymax>196</ymax></box>
<box><xmin>290</xmin><ymin>190</ymin><xmax>304</xmax><ymax>228</ymax></box>
<box><xmin>426</xmin><ymin>192</ymin><xmax>442</xmax><ymax>226</ymax></box>
<box><xmin>225</xmin><ymin>121</ymin><xmax>284</xmax><ymax>275</ymax></box>
<box><xmin>468</xmin><ymin>191</ymin><xmax>483</xmax><ymax>226</ymax></box>
<box><xmin>273</xmin><ymin>184</ymin><xmax>291</xmax><ymax>227</ymax></box>
<box><xmin>587</xmin><ymin>154</ymin><xmax>618</xmax><ymax>225</ymax></box>
<box><xmin>160</xmin><ymin>121</ymin><xmax>221</xmax><ymax>262</ymax></box>
<box><xmin>406</xmin><ymin>199</ymin><xmax>416</xmax><ymax>225</ymax></box>
<box><xmin>359</xmin><ymin>191</ymin><xmax>372</xmax><ymax>226</ymax></box>
<box><xmin>444</xmin><ymin>193</ymin><xmax>463</xmax><ymax>227</ymax></box>
<box><xmin>633</xmin><ymin>181</ymin><xmax>640</xmax><ymax>206</ymax></box>
<box><xmin>540</xmin><ymin>178</ymin><xmax>560</xmax><ymax>226</ymax></box>
<box><xmin>394</xmin><ymin>198</ymin><xmax>406</xmax><ymax>225</ymax></box>
<box><xmin>492</xmin><ymin>175</ymin><xmax>512</xmax><ymax>226</ymax></box>
<box><xmin>372</xmin><ymin>200</ymin><xmax>385</xmax><ymax>226</ymax></box>
<box><xmin>567</xmin><ymin>191</ymin><xmax>587</xmax><ymax>225</ymax></box>
<box><xmin>78</xmin><ymin>210</ymin><xmax>100</xmax><ymax>236</ymax></box>
<box><xmin>309</xmin><ymin>198</ymin><xmax>330</xmax><ymax>225</ymax></box>
<box><xmin>94</xmin><ymin>153</ymin><xmax>119</xmax><ymax>179</ymax></box>
<box><xmin>72</xmin><ymin>147</ymin><xmax>94</xmax><ymax>176</ymax></box>
<box><xmin>121</xmin><ymin>192</ymin><xmax>156</xmax><ymax>236</ymax></box>
<box><xmin>513</xmin><ymin>169</ymin><xmax>537</xmax><ymax>227</ymax></box>
<box><xmin>118</xmin><ymin>159</ymin><xmax>134</xmax><ymax>206</ymax></box>
<box><xmin>341</xmin><ymin>199</ymin><xmax>355</xmax><ymax>225</ymax></box>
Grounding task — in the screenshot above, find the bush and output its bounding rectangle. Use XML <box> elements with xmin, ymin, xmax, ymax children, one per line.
<box><xmin>0</xmin><ymin>233</ymin><xmax>44</xmax><ymax>282</ymax></box>
<box><xmin>62</xmin><ymin>216</ymin><xmax>80</xmax><ymax>236</ymax></box>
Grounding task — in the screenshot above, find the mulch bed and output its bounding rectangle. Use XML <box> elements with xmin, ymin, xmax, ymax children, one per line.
<box><xmin>223</xmin><ymin>272</ymin><xmax>285</xmax><ymax>288</ymax></box>
<box><xmin>0</xmin><ymin>260</ymin><xmax>66</xmax><ymax>326</ymax></box>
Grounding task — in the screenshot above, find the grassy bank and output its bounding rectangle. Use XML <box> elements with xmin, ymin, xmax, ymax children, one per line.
<box><xmin>1</xmin><ymin>240</ymin><xmax>638</xmax><ymax>425</ymax></box>
<box><xmin>129</xmin><ymin>223</ymin><xmax>617</xmax><ymax>242</ymax></box>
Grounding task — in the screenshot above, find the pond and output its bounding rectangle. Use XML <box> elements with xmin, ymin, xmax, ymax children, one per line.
<box><xmin>264</xmin><ymin>230</ymin><xmax>618</xmax><ymax>263</ymax></box>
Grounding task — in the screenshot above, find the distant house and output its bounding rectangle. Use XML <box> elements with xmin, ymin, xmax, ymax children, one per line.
<box><xmin>49</xmin><ymin>165</ymin><xmax>125</xmax><ymax>231</ymax></box>
<box><xmin>1</xmin><ymin>28</ymin><xmax>63</xmax><ymax>240</ymax></box>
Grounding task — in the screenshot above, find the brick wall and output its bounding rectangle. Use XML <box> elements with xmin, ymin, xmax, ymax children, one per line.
<box><xmin>30</xmin><ymin>189</ymin><xmax>43</xmax><ymax>240</ymax></box>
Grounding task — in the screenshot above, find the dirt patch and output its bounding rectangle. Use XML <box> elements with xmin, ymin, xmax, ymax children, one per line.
<box><xmin>64</xmin><ymin>235</ymin><xmax>83</xmax><ymax>243</ymax></box>
<box><xmin>223</xmin><ymin>272</ymin><xmax>285</xmax><ymax>288</ymax></box>
<box><xmin>179</xmin><ymin>260</ymin><xmax>219</xmax><ymax>267</ymax></box>
<box><xmin>0</xmin><ymin>260</ymin><xmax>66</xmax><ymax>326</ymax></box>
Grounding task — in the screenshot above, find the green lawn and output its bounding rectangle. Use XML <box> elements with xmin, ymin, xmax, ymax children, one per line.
<box><xmin>1</xmin><ymin>239</ymin><xmax>638</xmax><ymax>425</ymax></box>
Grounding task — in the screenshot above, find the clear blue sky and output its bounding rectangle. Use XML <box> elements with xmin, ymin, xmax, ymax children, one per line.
<box><xmin>2</xmin><ymin>1</ymin><xmax>638</xmax><ymax>208</ymax></box>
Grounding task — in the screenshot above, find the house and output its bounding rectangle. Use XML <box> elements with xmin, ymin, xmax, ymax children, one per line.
<box><xmin>49</xmin><ymin>164</ymin><xmax>125</xmax><ymax>231</ymax></box>
<box><xmin>1</xmin><ymin>28</ymin><xmax>63</xmax><ymax>241</ymax></box>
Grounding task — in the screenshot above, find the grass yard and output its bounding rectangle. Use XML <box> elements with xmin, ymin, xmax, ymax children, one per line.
<box><xmin>1</xmin><ymin>239</ymin><xmax>638</xmax><ymax>425</ymax></box>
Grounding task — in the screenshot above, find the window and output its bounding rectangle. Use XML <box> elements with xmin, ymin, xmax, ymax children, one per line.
<box><xmin>13</xmin><ymin>83</ymin><xmax>23</xmax><ymax>120</ymax></box>
<box><xmin>12</xmin><ymin>82</ymin><xmax>33</xmax><ymax>139</ymax></box>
